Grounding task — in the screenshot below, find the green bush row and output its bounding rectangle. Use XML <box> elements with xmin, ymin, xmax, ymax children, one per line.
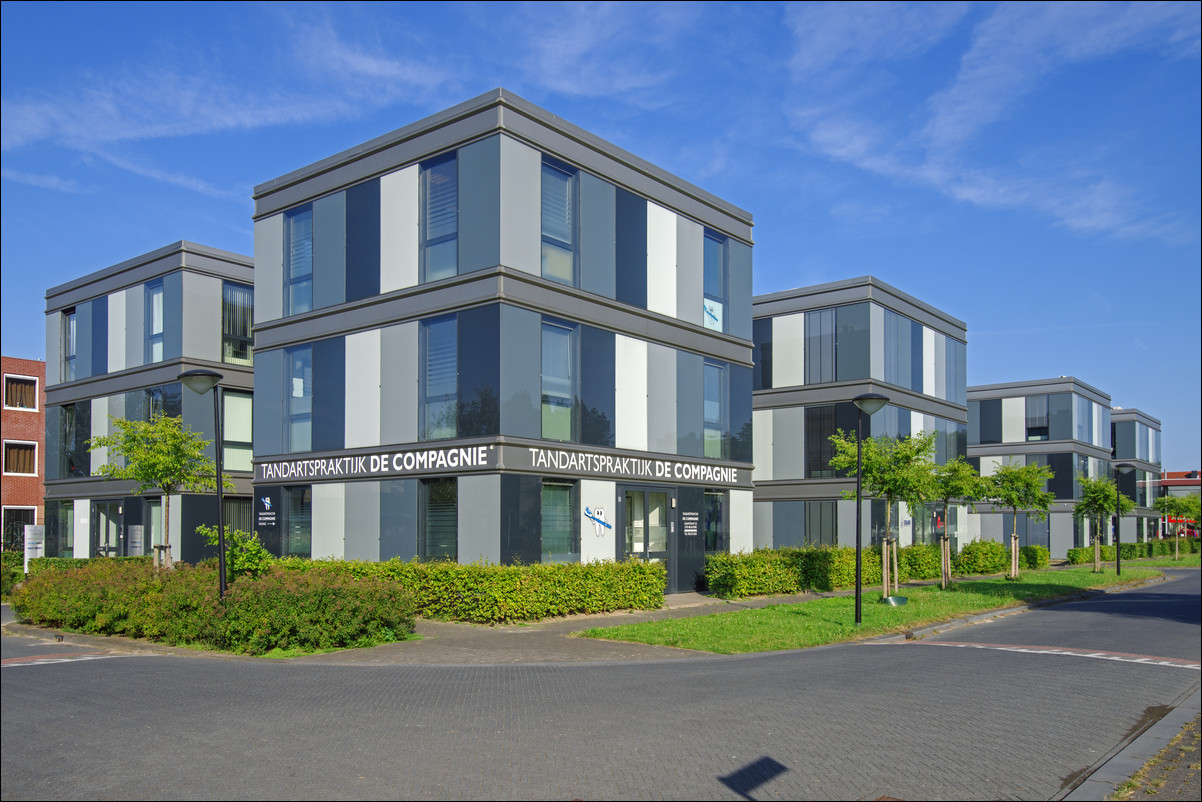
<box><xmin>11</xmin><ymin>560</ymin><xmax>417</xmax><ymax>655</ymax></box>
<box><xmin>272</xmin><ymin>557</ymin><xmax>666</xmax><ymax>624</ymax></box>
<box><xmin>707</xmin><ymin>540</ymin><xmax>1053</xmax><ymax>599</ymax></box>
<box><xmin>2</xmin><ymin>551</ymin><xmax>22</xmax><ymax>596</ymax></box>
<box><xmin>26</xmin><ymin>555</ymin><xmax>153</xmax><ymax>576</ymax></box>
<box><xmin>1066</xmin><ymin>537</ymin><xmax>1200</xmax><ymax>564</ymax></box>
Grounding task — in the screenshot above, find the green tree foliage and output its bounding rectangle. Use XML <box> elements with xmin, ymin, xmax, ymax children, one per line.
<box><xmin>829</xmin><ymin>429</ymin><xmax>937</xmax><ymax>596</ymax></box>
<box><xmin>1074</xmin><ymin>474</ymin><xmax>1134</xmax><ymax>572</ymax></box>
<box><xmin>88</xmin><ymin>412</ymin><xmax>230</xmax><ymax>569</ymax></box>
<box><xmin>196</xmin><ymin>524</ymin><xmax>275</xmax><ymax>584</ymax></box>
<box><xmin>983</xmin><ymin>462</ymin><xmax>1055</xmax><ymax>580</ymax></box>
<box><xmin>931</xmin><ymin>458</ymin><xmax>984</xmax><ymax>588</ymax></box>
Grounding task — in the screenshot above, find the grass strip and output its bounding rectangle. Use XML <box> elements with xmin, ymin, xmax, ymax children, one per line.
<box><xmin>579</xmin><ymin>566</ymin><xmax>1162</xmax><ymax>654</ymax></box>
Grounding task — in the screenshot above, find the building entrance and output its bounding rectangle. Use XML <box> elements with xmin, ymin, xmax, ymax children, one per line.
<box><xmin>92</xmin><ymin>501</ymin><xmax>122</xmax><ymax>557</ymax></box>
<box><xmin>617</xmin><ymin>486</ymin><xmax>680</xmax><ymax>593</ymax></box>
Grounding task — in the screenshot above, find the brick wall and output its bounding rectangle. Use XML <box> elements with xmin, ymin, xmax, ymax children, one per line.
<box><xmin>2</xmin><ymin>356</ymin><xmax>47</xmax><ymax>526</ymax></box>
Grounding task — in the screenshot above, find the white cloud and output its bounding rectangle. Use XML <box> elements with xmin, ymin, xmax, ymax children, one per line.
<box><xmin>0</xmin><ymin>168</ymin><xmax>89</xmax><ymax>194</ymax></box>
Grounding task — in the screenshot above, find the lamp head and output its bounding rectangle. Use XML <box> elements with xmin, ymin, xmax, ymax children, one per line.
<box><xmin>853</xmin><ymin>392</ymin><xmax>889</xmax><ymax>416</ymax></box>
<box><xmin>178</xmin><ymin>368</ymin><xmax>223</xmax><ymax>395</ymax></box>
<box><xmin>1115</xmin><ymin>462</ymin><xmax>1136</xmax><ymax>475</ymax></box>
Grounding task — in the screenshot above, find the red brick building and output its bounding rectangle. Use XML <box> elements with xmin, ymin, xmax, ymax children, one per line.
<box><xmin>2</xmin><ymin>356</ymin><xmax>46</xmax><ymax>549</ymax></box>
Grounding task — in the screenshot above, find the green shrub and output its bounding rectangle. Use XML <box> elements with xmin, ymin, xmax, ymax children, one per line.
<box><xmin>705</xmin><ymin>546</ymin><xmax>884</xmax><ymax>599</ymax></box>
<box><xmin>2</xmin><ymin>551</ymin><xmax>23</xmax><ymax>596</ymax></box>
<box><xmin>897</xmin><ymin>545</ymin><xmax>941</xmax><ymax>581</ymax></box>
<box><xmin>1019</xmin><ymin>545</ymin><xmax>1050</xmax><ymax>570</ymax></box>
<box><xmin>195</xmin><ymin>524</ymin><xmax>275</xmax><ymax>582</ymax></box>
<box><xmin>27</xmin><ymin>555</ymin><xmax>153</xmax><ymax>577</ymax></box>
<box><xmin>952</xmin><ymin>539</ymin><xmax>1008</xmax><ymax>576</ymax></box>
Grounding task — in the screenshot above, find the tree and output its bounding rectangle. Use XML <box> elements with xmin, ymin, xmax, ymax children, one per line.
<box><xmin>1074</xmin><ymin>474</ymin><xmax>1134</xmax><ymax>572</ymax></box>
<box><xmin>983</xmin><ymin>462</ymin><xmax>1054</xmax><ymax>580</ymax></box>
<box><xmin>830</xmin><ymin>430</ymin><xmax>937</xmax><ymax>597</ymax></box>
<box><xmin>88</xmin><ymin>412</ymin><xmax>229</xmax><ymax>570</ymax></box>
<box><xmin>931</xmin><ymin>458</ymin><xmax>984</xmax><ymax>589</ymax></box>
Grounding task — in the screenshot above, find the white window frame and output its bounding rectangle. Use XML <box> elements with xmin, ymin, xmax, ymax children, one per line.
<box><xmin>2</xmin><ymin>373</ymin><xmax>40</xmax><ymax>412</ymax></box>
<box><xmin>2</xmin><ymin>439</ymin><xmax>39</xmax><ymax>476</ymax></box>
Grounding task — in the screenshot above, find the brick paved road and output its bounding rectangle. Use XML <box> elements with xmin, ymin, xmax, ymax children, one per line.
<box><xmin>2</xmin><ymin>570</ymin><xmax>1198</xmax><ymax>801</ymax></box>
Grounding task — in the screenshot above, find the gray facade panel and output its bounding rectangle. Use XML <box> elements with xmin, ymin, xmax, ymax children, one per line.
<box><xmin>380</xmin><ymin>478</ymin><xmax>419</xmax><ymax>561</ymax></box>
<box><xmin>255</xmin><ymin>215</ymin><xmax>284</xmax><ymax>323</ymax></box>
<box><xmin>380</xmin><ymin>322</ymin><xmax>418</xmax><ymax>445</ymax></box>
<box><xmin>125</xmin><ymin>285</ymin><xmax>144</xmax><ymax>370</ymax></box>
<box><xmin>45</xmin><ymin>313</ymin><xmax>62</xmax><ymax>385</ymax></box>
<box><xmin>647</xmin><ymin>343</ymin><xmax>677</xmax><ymax>454</ymax></box>
<box><xmin>676</xmin><ymin>216</ymin><xmax>703</xmax><ymax>327</ymax></box>
<box><xmin>182</xmin><ymin>384</ymin><xmax>215</xmax><ymax>461</ymax></box>
<box><xmin>75</xmin><ymin>301</ymin><xmax>93</xmax><ymax>382</ymax></box>
<box><xmin>344</xmin><ymin>480</ymin><xmax>381</xmax><ymax>561</ymax></box>
<box><xmin>498</xmin><ymin>135</ymin><xmax>541</xmax><ymax>275</ymax></box>
<box><xmin>162</xmin><ymin>271</ymin><xmax>183</xmax><ymax>362</ymax></box>
<box><xmin>676</xmin><ymin>350</ymin><xmax>704</xmax><ymax>457</ymax></box>
<box><xmin>728</xmin><ymin>239</ymin><xmax>753</xmax><ymax>341</ymax></box>
<box><xmin>457</xmin><ymin>474</ymin><xmax>500</xmax><ymax>564</ymax></box>
<box><xmin>182</xmin><ymin>272</ymin><xmax>222</xmax><ymax>363</ymax></box>
<box><xmin>254</xmin><ymin>348</ymin><xmax>284</xmax><ymax>456</ymax></box>
<box><xmin>499</xmin><ymin>304</ymin><xmax>541</xmax><ymax>439</ymax></box>
<box><xmin>772</xmin><ymin>406</ymin><xmax>806</xmax><ymax>480</ymax></box>
<box><xmin>579</xmin><ymin>171</ymin><xmax>616</xmax><ymax>299</ymax></box>
<box><xmin>458</xmin><ymin>135</ymin><xmax>501</xmax><ymax>274</ymax></box>
<box><xmin>313</xmin><ymin>191</ymin><xmax>347</xmax><ymax>309</ymax></box>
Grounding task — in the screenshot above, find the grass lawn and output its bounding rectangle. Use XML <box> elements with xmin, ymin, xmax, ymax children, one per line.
<box><xmin>579</xmin><ymin>566</ymin><xmax>1164</xmax><ymax>654</ymax></box>
<box><xmin>1114</xmin><ymin>552</ymin><xmax>1200</xmax><ymax>568</ymax></box>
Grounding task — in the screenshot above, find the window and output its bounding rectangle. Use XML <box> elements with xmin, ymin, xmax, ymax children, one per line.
<box><xmin>421</xmin><ymin>478</ymin><xmax>457</xmax><ymax>561</ymax></box>
<box><xmin>223</xmin><ymin>391</ymin><xmax>253</xmax><ymax>472</ymax></box>
<box><xmin>3</xmin><ymin>375</ymin><xmax>37</xmax><ymax>410</ymax></box>
<box><xmin>283</xmin><ymin>486</ymin><xmax>312</xmax><ymax>558</ymax></box>
<box><xmin>63</xmin><ymin>309</ymin><xmax>77</xmax><ymax>382</ymax></box>
<box><xmin>286</xmin><ymin>206</ymin><xmax>314</xmax><ymax>315</ymax></box>
<box><xmin>3</xmin><ymin>441</ymin><xmax>37</xmax><ymax>475</ymax></box>
<box><xmin>145</xmin><ymin>384</ymin><xmax>182</xmax><ymax>420</ymax></box>
<box><xmin>145</xmin><ymin>280</ymin><xmax>165</xmax><ymax>363</ymax></box>
<box><xmin>805</xmin><ymin>308</ymin><xmax>834</xmax><ymax>384</ymax></box>
<box><xmin>224</xmin><ymin>497</ymin><xmax>253</xmax><ymax>536</ymax></box>
<box><xmin>704</xmin><ymin>361</ymin><xmax>726</xmax><ymax>459</ymax></box>
<box><xmin>222</xmin><ymin>281</ymin><xmax>253</xmax><ymax>366</ymax></box>
<box><xmin>2</xmin><ymin>507</ymin><xmax>36</xmax><ymax>552</ymax></box>
<box><xmin>804</xmin><ymin>500</ymin><xmax>837</xmax><ymax>546</ymax></box>
<box><xmin>542</xmin><ymin>321</ymin><xmax>575</xmax><ymax>441</ymax></box>
<box><xmin>541</xmin><ymin>161</ymin><xmax>576</xmax><ymax>285</ymax></box>
<box><xmin>703</xmin><ymin>232</ymin><xmax>726</xmax><ymax>332</ymax></box>
<box><xmin>422</xmin><ymin>154</ymin><xmax>457</xmax><ymax>282</ymax></box>
<box><xmin>286</xmin><ymin>346</ymin><xmax>312</xmax><ymax>452</ymax></box>
<box><xmin>422</xmin><ymin>316</ymin><xmax>457</xmax><ymax>440</ymax></box>
<box><xmin>1025</xmin><ymin>394</ymin><xmax>1049</xmax><ymax>441</ymax></box>
<box><xmin>541</xmin><ymin>481</ymin><xmax>578</xmax><ymax>563</ymax></box>
<box><xmin>704</xmin><ymin>491</ymin><xmax>727</xmax><ymax>553</ymax></box>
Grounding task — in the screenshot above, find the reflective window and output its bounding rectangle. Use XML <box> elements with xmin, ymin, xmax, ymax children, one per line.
<box><xmin>541</xmin><ymin>161</ymin><xmax>576</xmax><ymax>285</ymax></box>
<box><xmin>704</xmin><ymin>491</ymin><xmax>727</xmax><ymax>553</ymax></box>
<box><xmin>286</xmin><ymin>206</ymin><xmax>313</xmax><ymax>315</ymax></box>
<box><xmin>422</xmin><ymin>316</ymin><xmax>457</xmax><ymax>440</ymax></box>
<box><xmin>222</xmin><ymin>282</ymin><xmax>253</xmax><ymax>366</ymax></box>
<box><xmin>422</xmin><ymin>154</ymin><xmax>458</xmax><ymax>281</ymax></box>
<box><xmin>223</xmin><ymin>390</ymin><xmax>253</xmax><ymax>472</ymax></box>
<box><xmin>283</xmin><ymin>486</ymin><xmax>312</xmax><ymax>558</ymax></box>
<box><xmin>835</xmin><ymin>303</ymin><xmax>870</xmax><ymax>381</ymax></box>
<box><xmin>146</xmin><ymin>280</ymin><xmax>165</xmax><ymax>363</ymax></box>
<box><xmin>286</xmin><ymin>345</ymin><xmax>312</xmax><ymax>452</ymax></box>
<box><xmin>63</xmin><ymin>310</ymin><xmax>77</xmax><ymax>382</ymax></box>
<box><xmin>421</xmin><ymin>478</ymin><xmax>457</xmax><ymax>561</ymax></box>
<box><xmin>542</xmin><ymin>321</ymin><xmax>575</xmax><ymax>441</ymax></box>
<box><xmin>805</xmin><ymin>308</ymin><xmax>835</xmax><ymax>384</ymax></box>
<box><xmin>703</xmin><ymin>232</ymin><xmax>726</xmax><ymax>332</ymax></box>
<box><xmin>704</xmin><ymin>361</ymin><xmax>725</xmax><ymax>459</ymax></box>
<box><xmin>1026</xmin><ymin>394</ymin><xmax>1049</xmax><ymax>441</ymax></box>
<box><xmin>541</xmin><ymin>481</ymin><xmax>578</xmax><ymax>563</ymax></box>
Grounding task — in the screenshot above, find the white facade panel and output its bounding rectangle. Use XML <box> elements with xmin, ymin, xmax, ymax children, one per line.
<box><xmin>1001</xmin><ymin>397</ymin><xmax>1024</xmax><ymax>443</ymax></box>
<box><xmin>870</xmin><ymin>302</ymin><xmax>885</xmax><ymax>381</ymax></box>
<box><xmin>933</xmin><ymin>334</ymin><xmax>947</xmax><ymax>401</ymax></box>
<box><xmin>615</xmin><ymin>335</ymin><xmax>648</xmax><ymax>451</ymax></box>
<box><xmin>922</xmin><ymin>327</ymin><xmax>936</xmax><ymax>397</ymax></box>
<box><xmin>752</xmin><ymin>409</ymin><xmax>773</xmax><ymax>482</ymax></box>
<box><xmin>580</xmin><ymin>479</ymin><xmax>616</xmax><ymax>563</ymax></box>
<box><xmin>90</xmin><ymin>398</ymin><xmax>109</xmax><ymax>468</ymax></box>
<box><xmin>380</xmin><ymin>165</ymin><xmax>419</xmax><ymax>293</ymax></box>
<box><xmin>344</xmin><ymin>329</ymin><xmax>382</xmax><ymax>448</ymax></box>
<box><xmin>75</xmin><ymin>499</ymin><xmax>92</xmax><ymax>559</ymax></box>
<box><xmin>771</xmin><ymin>312</ymin><xmax>805</xmax><ymax>388</ymax></box>
<box><xmin>107</xmin><ymin>290</ymin><xmax>126</xmax><ymax>373</ymax></box>
<box><xmin>253</xmin><ymin>213</ymin><xmax>284</xmax><ymax>323</ymax></box>
<box><xmin>311</xmin><ymin>483</ymin><xmax>346</xmax><ymax>560</ymax></box>
<box><xmin>645</xmin><ymin>202</ymin><xmax>677</xmax><ymax>318</ymax></box>
<box><xmin>730</xmin><ymin>490</ymin><xmax>754</xmax><ymax>554</ymax></box>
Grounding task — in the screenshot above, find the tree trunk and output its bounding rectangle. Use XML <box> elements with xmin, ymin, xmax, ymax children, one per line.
<box><xmin>163</xmin><ymin>493</ymin><xmax>174</xmax><ymax>570</ymax></box>
<box><xmin>1093</xmin><ymin>517</ymin><xmax>1101</xmax><ymax>573</ymax></box>
<box><xmin>892</xmin><ymin>537</ymin><xmax>900</xmax><ymax>595</ymax></box>
<box><xmin>940</xmin><ymin>501</ymin><xmax>951</xmax><ymax>590</ymax></box>
<box><xmin>882</xmin><ymin>504</ymin><xmax>892</xmax><ymax>599</ymax></box>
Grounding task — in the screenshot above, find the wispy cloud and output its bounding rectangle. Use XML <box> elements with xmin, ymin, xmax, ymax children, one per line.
<box><xmin>783</xmin><ymin>1</ymin><xmax>1201</xmax><ymax>241</ymax></box>
<box><xmin>0</xmin><ymin>168</ymin><xmax>89</xmax><ymax>194</ymax></box>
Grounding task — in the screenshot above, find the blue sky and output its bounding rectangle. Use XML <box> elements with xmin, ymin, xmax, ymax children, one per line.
<box><xmin>3</xmin><ymin>1</ymin><xmax>1199</xmax><ymax>469</ymax></box>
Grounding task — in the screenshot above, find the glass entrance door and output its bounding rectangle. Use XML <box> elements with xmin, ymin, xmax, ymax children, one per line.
<box><xmin>619</xmin><ymin>487</ymin><xmax>674</xmax><ymax>590</ymax></box>
<box><xmin>92</xmin><ymin>501</ymin><xmax>122</xmax><ymax>557</ymax></box>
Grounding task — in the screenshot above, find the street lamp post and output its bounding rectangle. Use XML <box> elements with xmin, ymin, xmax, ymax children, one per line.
<box><xmin>1114</xmin><ymin>462</ymin><xmax>1135</xmax><ymax>577</ymax></box>
<box><xmin>179</xmin><ymin>368</ymin><xmax>226</xmax><ymax>598</ymax></box>
<box><xmin>852</xmin><ymin>392</ymin><xmax>889</xmax><ymax>626</ymax></box>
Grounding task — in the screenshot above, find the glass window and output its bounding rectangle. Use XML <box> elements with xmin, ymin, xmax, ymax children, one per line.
<box><xmin>835</xmin><ymin>303</ymin><xmax>870</xmax><ymax>381</ymax></box>
<box><xmin>145</xmin><ymin>280</ymin><xmax>164</xmax><ymax>363</ymax></box>
<box><xmin>703</xmin><ymin>232</ymin><xmax>726</xmax><ymax>332</ymax></box>
<box><xmin>3</xmin><ymin>441</ymin><xmax>37</xmax><ymax>475</ymax></box>
<box><xmin>704</xmin><ymin>361</ymin><xmax>726</xmax><ymax>459</ymax></box>
<box><xmin>422</xmin><ymin>478</ymin><xmax>457</xmax><ymax>561</ymax></box>
<box><xmin>541</xmin><ymin>481</ymin><xmax>578</xmax><ymax>562</ymax></box>
<box><xmin>4</xmin><ymin>376</ymin><xmax>37</xmax><ymax>409</ymax></box>
<box><xmin>283</xmin><ymin>486</ymin><xmax>312</xmax><ymax>558</ymax></box>
<box><xmin>422</xmin><ymin>154</ymin><xmax>458</xmax><ymax>282</ymax></box>
<box><xmin>1026</xmin><ymin>394</ymin><xmax>1049</xmax><ymax>441</ymax></box>
<box><xmin>805</xmin><ymin>500</ymin><xmax>837</xmax><ymax>546</ymax></box>
<box><xmin>286</xmin><ymin>206</ymin><xmax>313</xmax><ymax>315</ymax></box>
<box><xmin>63</xmin><ymin>310</ymin><xmax>77</xmax><ymax>382</ymax></box>
<box><xmin>704</xmin><ymin>491</ymin><xmax>727</xmax><ymax>553</ymax></box>
<box><xmin>222</xmin><ymin>281</ymin><xmax>254</xmax><ymax>366</ymax></box>
<box><xmin>1049</xmin><ymin>393</ymin><xmax>1073</xmax><ymax>441</ymax></box>
<box><xmin>752</xmin><ymin>318</ymin><xmax>772</xmax><ymax>390</ymax></box>
<box><xmin>44</xmin><ymin>500</ymin><xmax>75</xmax><ymax>558</ymax></box>
<box><xmin>286</xmin><ymin>346</ymin><xmax>312</xmax><ymax>452</ymax></box>
<box><xmin>224</xmin><ymin>497</ymin><xmax>253</xmax><ymax>537</ymax></box>
<box><xmin>541</xmin><ymin>162</ymin><xmax>575</xmax><ymax>285</ymax></box>
<box><xmin>422</xmin><ymin>316</ymin><xmax>457</xmax><ymax>440</ymax></box>
<box><xmin>542</xmin><ymin>321</ymin><xmax>575</xmax><ymax>441</ymax></box>
<box><xmin>223</xmin><ymin>390</ymin><xmax>253</xmax><ymax>472</ymax></box>
<box><xmin>805</xmin><ymin>308</ymin><xmax>835</xmax><ymax>384</ymax></box>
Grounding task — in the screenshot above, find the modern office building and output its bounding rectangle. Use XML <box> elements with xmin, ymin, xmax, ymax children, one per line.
<box><xmin>1110</xmin><ymin>407</ymin><xmax>1163</xmax><ymax>540</ymax></box>
<box><xmin>42</xmin><ymin>242</ymin><xmax>255</xmax><ymax>561</ymax></box>
<box><xmin>250</xmin><ymin>89</ymin><xmax>754</xmax><ymax>593</ymax></box>
<box><xmin>750</xmin><ymin>277</ymin><xmax>969</xmax><ymax>550</ymax></box>
<box><xmin>965</xmin><ymin>377</ymin><xmax>1113</xmax><ymax>557</ymax></box>
<box><xmin>2</xmin><ymin>356</ymin><xmax>46</xmax><ymax>548</ymax></box>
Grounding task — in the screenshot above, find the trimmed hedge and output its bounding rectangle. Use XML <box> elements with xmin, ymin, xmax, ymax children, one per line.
<box><xmin>27</xmin><ymin>555</ymin><xmax>153</xmax><ymax>577</ymax></box>
<box><xmin>952</xmin><ymin>539</ymin><xmax>1008</xmax><ymax>576</ymax></box>
<box><xmin>11</xmin><ymin>561</ymin><xmax>417</xmax><ymax>655</ymax></box>
<box><xmin>1020</xmin><ymin>545</ymin><xmax>1050</xmax><ymax>570</ymax></box>
<box><xmin>272</xmin><ymin>557</ymin><xmax>666</xmax><ymax>623</ymax></box>
<box><xmin>1066</xmin><ymin>537</ymin><xmax>1201</xmax><ymax>565</ymax></box>
<box><xmin>706</xmin><ymin>546</ymin><xmax>884</xmax><ymax>598</ymax></box>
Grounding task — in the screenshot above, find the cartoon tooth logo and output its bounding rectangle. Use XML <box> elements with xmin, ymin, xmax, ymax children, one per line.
<box><xmin>585</xmin><ymin>506</ymin><xmax>611</xmax><ymax>537</ymax></box>
<box><xmin>261</xmin><ymin>496</ymin><xmax>272</xmax><ymax>511</ymax></box>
